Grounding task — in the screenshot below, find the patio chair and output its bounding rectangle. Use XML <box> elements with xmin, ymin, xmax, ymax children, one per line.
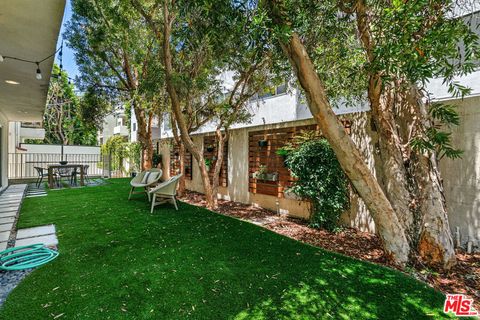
<box><xmin>71</xmin><ymin>165</ymin><xmax>91</xmax><ymax>185</ymax></box>
<box><xmin>128</xmin><ymin>168</ymin><xmax>163</xmax><ymax>201</ymax></box>
<box><xmin>56</xmin><ymin>167</ymin><xmax>74</xmax><ymax>187</ymax></box>
<box><xmin>149</xmin><ymin>174</ymin><xmax>182</xmax><ymax>213</ymax></box>
<box><xmin>34</xmin><ymin>167</ymin><xmax>50</xmax><ymax>188</ymax></box>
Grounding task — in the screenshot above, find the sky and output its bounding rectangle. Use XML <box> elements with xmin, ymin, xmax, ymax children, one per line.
<box><xmin>54</xmin><ymin>0</ymin><xmax>79</xmax><ymax>80</ymax></box>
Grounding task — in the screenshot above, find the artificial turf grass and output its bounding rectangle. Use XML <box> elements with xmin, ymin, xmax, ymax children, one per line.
<box><xmin>0</xmin><ymin>178</ymin><xmax>451</xmax><ymax>319</ymax></box>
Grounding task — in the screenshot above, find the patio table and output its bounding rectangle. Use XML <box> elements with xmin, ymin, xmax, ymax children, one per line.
<box><xmin>47</xmin><ymin>164</ymin><xmax>85</xmax><ymax>189</ymax></box>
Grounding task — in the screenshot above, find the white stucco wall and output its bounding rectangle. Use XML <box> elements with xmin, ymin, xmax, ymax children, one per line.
<box><xmin>439</xmin><ymin>95</ymin><xmax>480</xmax><ymax>246</ymax></box>
<box><xmin>17</xmin><ymin>144</ymin><xmax>100</xmax><ymax>155</ymax></box>
<box><xmin>0</xmin><ymin>113</ymin><xmax>8</xmax><ymax>191</ymax></box>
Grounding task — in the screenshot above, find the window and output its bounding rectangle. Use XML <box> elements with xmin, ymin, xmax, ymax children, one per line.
<box><xmin>256</xmin><ymin>82</ymin><xmax>287</xmax><ymax>100</ymax></box>
<box><xmin>276</xmin><ymin>83</ymin><xmax>287</xmax><ymax>95</ymax></box>
<box><xmin>132</xmin><ymin>123</ymin><xmax>137</xmax><ymax>132</ymax></box>
<box><xmin>163</xmin><ymin>113</ymin><xmax>171</xmax><ymax>131</ymax></box>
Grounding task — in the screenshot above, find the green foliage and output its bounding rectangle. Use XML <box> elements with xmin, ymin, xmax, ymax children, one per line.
<box><xmin>41</xmin><ymin>64</ymin><xmax>97</xmax><ymax>146</ymax></box>
<box><xmin>204</xmin><ymin>158</ymin><xmax>213</xmax><ymax>167</ymax></box>
<box><xmin>411</xmin><ymin>103</ymin><xmax>463</xmax><ymax>159</ymax></box>
<box><xmin>126</xmin><ymin>142</ymin><xmax>142</xmax><ymax>173</ymax></box>
<box><xmin>79</xmin><ymin>87</ymin><xmax>112</xmax><ymax>130</ymax></box>
<box><xmin>101</xmin><ymin>137</ymin><xmax>142</xmax><ymax>174</ymax></box>
<box><xmin>66</xmin><ymin>0</ymin><xmax>165</xmax><ymax>153</ymax></box>
<box><xmin>285</xmin><ymin>138</ymin><xmax>349</xmax><ymax>230</ymax></box>
<box><xmin>152</xmin><ymin>153</ymin><xmax>162</xmax><ymax>168</ymax></box>
<box><xmin>101</xmin><ymin>136</ymin><xmax>128</xmax><ymax>173</ymax></box>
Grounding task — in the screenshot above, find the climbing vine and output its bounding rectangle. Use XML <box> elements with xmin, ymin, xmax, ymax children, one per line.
<box><xmin>281</xmin><ymin>134</ymin><xmax>349</xmax><ymax>231</ymax></box>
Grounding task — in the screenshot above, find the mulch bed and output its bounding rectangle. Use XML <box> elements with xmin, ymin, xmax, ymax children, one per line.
<box><xmin>180</xmin><ymin>191</ymin><xmax>480</xmax><ymax>308</ymax></box>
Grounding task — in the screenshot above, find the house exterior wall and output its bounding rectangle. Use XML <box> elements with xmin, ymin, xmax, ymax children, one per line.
<box><xmin>157</xmin><ymin>95</ymin><xmax>480</xmax><ymax>248</ymax></box>
<box><xmin>0</xmin><ymin>113</ymin><xmax>8</xmax><ymax>192</ymax></box>
<box><xmin>159</xmin><ymin>116</ymin><xmax>374</xmax><ymax>221</ymax></box>
<box><xmin>439</xmin><ymin>95</ymin><xmax>480</xmax><ymax>247</ymax></box>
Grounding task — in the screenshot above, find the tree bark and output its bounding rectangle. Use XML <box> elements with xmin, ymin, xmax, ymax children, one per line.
<box><xmin>161</xmin><ymin>1</ymin><xmax>216</xmax><ymax>208</ymax></box>
<box><xmin>354</xmin><ymin>0</ymin><xmax>456</xmax><ymax>269</ymax></box>
<box><xmin>211</xmin><ymin>128</ymin><xmax>228</xmax><ymax>209</ymax></box>
<box><xmin>270</xmin><ymin>28</ymin><xmax>410</xmax><ymax>264</ymax></box>
<box><xmin>170</xmin><ymin>112</ymin><xmax>186</xmax><ymax>196</ymax></box>
<box><xmin>133</xmin><ymin>104</ymin><xmax>153</xmax><ymax>170</ymax></box>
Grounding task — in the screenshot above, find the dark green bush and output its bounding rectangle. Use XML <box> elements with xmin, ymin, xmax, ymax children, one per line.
<box><xmin>285</xmin><ymin>138</ymin><xmax>349</xmax><ymax>231</ymax></box>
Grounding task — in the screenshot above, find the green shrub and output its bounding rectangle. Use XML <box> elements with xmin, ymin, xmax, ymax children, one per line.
<box><xmin>152</xmin><ymin>153</ymin><xmax>162</xmax><ymax>168</ymax></box>
<box><xmin>285</xmin><ymin>138</ymin><xmax>349</xmax><ymax>231</ymax></box>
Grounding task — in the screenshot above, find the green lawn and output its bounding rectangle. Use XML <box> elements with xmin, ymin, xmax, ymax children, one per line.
<box><xmin>0</xmin><ymin>179</ymin><xmax>450</xmax><ymax>319</ymax></box>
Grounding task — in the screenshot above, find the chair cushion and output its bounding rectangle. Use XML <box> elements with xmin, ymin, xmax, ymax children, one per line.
<box><xmin>140</xmin><ymin>172</ymin><xmax>151</xmax><ymax>184</ymax></box>
<box><xmin>146</xmin><ymin>172</ymin><xmax>160</xmax><ymax>184</ymax></box>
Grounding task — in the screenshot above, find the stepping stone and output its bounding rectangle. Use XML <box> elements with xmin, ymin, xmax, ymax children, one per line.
<box><xmin>26</xmin><ymin>194</ymin><xmax>47</xmax><ymax>198</ymax></box>
<box><xmin>0</xmin><ymin>242</ymin><xmax>6</xmax><ymax>251</ymax></box>
<box><xmin>0</xmin><ymin>217</ymin><xmax>15</xmax><ymax>225</ymax></box>
<box><xmin>0</xmin><ymin>195</ymin><xmax>23</xmax><ymax>199</ymax></box>
<box><xmin>17</xmin><ymin>225</ymin><xmax>56</xmax><ymax>240</ymax></box>
<box><xmin>0</xmin><ymin>203</ymin><xmax>19</xmax><ymax>208</ymax></box>
<box><xmin>0</xmin><ymin>207</ymin><xmax>18</xmax><ymax>212</ymax></box>
<box><xmin>15</xmin><ymin>234</ymin><xmax>58</xmax><ymax>247</ymax></box>
<box><xmin>0</xmin><ymin>204</ymin><xmax>20</xmax><ymax>208</ymax></box>
<box><xmin>0</xmin><ymin>223</ymin><xmax>13</xmax><ymax>233</ymax></box>
<box><xmin>0</xmin><ymin>211</ymin><xmax>16</xmax><ymax>218</ymax></box>
<box><xmin>0</xmin><ymin>231</ymin><xmax>10</xmax><ymax>242</ymax></box>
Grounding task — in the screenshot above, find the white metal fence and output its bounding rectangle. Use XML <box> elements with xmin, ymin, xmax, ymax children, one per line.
<box><xmin>7</xmin><ymin>153</ymin><xmax>122</xmax><ymax>179</ymax></box>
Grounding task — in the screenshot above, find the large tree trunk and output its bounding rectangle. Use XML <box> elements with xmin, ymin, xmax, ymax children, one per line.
<box><xmin>133</xmin><ymin>106</ymin><xmax>153</xmax><ymax>170</ymax></box>
<box><xmin>177</xmin><ymin>142</ymin><xmax>186</xmax><ymax>196</ymax></box>
<box><xmin>170</xmin><ymin>113</ymin><xmax>186</xmax><ymax>195</ymax></box>
<box><xmin>161</xmin><ymin>2</ymin><xmax>216</xmax><ymax>208</ymax></box>
<box><xmin>355</xmin><ymin>0</ymin><xmax>456</xmax><ymax>269</ymax></box>
<box><xmin>265</xmin><ymin>2</ymin><xmax>410</xmax><ymax>264</ymax></box>
<box><xmin>211</xmin><ymin>128</ymin><xmax>228</xmax><ymax>209</ymax></box>
<box><xmin>368</xmin><ymin>85</ymin><xmax>455</xmax><ymax>269</ymax></box>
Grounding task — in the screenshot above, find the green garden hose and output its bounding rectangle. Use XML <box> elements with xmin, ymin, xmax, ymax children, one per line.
<box><xmin>0</xmin><ymin>244</ymin><xmax>59</xmax><ymax>271</ymax></box>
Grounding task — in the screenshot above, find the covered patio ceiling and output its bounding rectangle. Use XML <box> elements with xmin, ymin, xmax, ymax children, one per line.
<box><xmin>0</xmin><ymin>0</ymin><xmax>65</xmax><ymax>122</ymax></box>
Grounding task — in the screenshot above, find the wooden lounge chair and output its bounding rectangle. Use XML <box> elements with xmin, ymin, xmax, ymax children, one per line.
<box><xmin>128</xmin><ymin>169</ymin><xmax>163</xmax><ymax>201</ymax></box>
<box><xmin>149</xmin><ymin>174</ymin><xmax>182</xmax><ymax>213</ymax></box>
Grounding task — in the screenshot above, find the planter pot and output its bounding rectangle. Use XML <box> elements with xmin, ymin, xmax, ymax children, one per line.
<box><xmin>258</xmin><ymin>140</ymin><xmax>268</xmax><ymax>147</ymax></box>
<box><xmin>253</xmin><ymin>172</ymin><xmax>278</xmax><ymax>182</ymax></box>
<box><xmin>284</xmin><ymin>189</ymin><xmax>301</xmax><ymax>200</ymax></box>
<box><xmin>206</xmin><ymin>146</ymin><xmax>214</xmax><ymax>152</ymax></box>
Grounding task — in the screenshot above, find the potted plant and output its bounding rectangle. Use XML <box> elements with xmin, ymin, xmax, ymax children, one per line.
<box><xmin>206</xmin><ymin>144</ymin><xmax>214</xmax><ymax>152</ymax></box>
<box><xmin>204</xmin><ymin>158</ymin><xmax>212</xmax><ymax>171</ymax></box>
<box><xmin>253</xmin><ymin>165</ymin><xmax>278</xmax><ymax>181</ymax></box>
<box><xmin>283</xmin><ymin>187</ymin><xmax>301</xmax><ymax>200</ymax></box>
<box><xmin>258</xmin><ymin>117</ymin><xmax>268</xmax><ymax>147</ymax></box>
<box><xmin>153</xmin><ymin>153</ymin><xmax>162</xmax><ymax>169</ymax></box>
<box><xmin>258</xmin><ymin>139</ymin><xmax>268</xmax><ymax>147</ymax></box>
<box><xmin>276</xmin><ymin>147</ymin><xmax>289</xmax><ymax>161</ymax></box>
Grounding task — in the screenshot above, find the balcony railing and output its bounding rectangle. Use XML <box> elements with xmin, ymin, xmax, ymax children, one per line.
<box><xmin>113</xmin><ymin>125</ymin><xmax>129</xmax><ymax>136</ymax></box>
